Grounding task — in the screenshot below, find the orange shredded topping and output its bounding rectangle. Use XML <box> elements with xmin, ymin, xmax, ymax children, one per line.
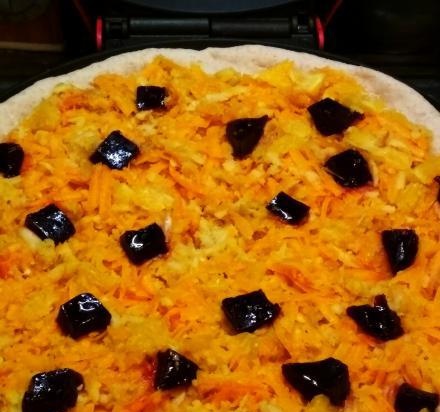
<box><xmin>0</xmin><ymin>57</ymin><xmax>439</xmax><ymax>411</ymax></box>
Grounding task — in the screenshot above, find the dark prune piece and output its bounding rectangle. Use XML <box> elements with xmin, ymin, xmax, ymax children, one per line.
<box><xmin>382</xmin><ymin>229</ymin><xmax>419</xmax><ymax>274</ymax></box>
<box><xmin>120</xmin><ymin>223</ymin><xmax>168</xmax><ymax>265</ymax></box>
<box><xmin>226</xmin><ymin>115</ymin><xmax>269</xmax><ymax>159</ymax></box>
<box><xmin>324</xmin><ymin>149</ymin><xmax>372</xmax><ymax>188</ymax></box>
<box><xmin>22</xmin><ymin>368</ymin><xmax>84</xmax><ymax>412</ymax></box>
<box><xmin>56</xmin><ymin>293</ymin><xmax>111</xmax><ymax>339</ymax></box>
<box><xmin>154</xmin><ymin>349</ymin><xmax>199</xmax><ymax>390</ymax></box>
<box><xmin>308</xmin><ymin>98</ymin><xmax>363</xmax><ymax>136</ymax></box>
<box><xmin>90</xmin><ymin>130</ymin><xmax>139</xmax><ymax>170</ymax></box>
<box><xmin>0</xmin><ymin>142</ymin><xmax>24</xmax><ymax>178</ymax></box>
<box><xmin>267</xmin><ymin>191</ymin><xmax>310</xmax><ymax>225</ymax></box>
<box><xmin>434</xmin><ymin>176</ymin><xmax>440</xmax><ymax>203</ymax></box>
<box><xmin>282</xmin><ymin>357</ymin><xmax>350</xmax><ymax>406</ymax></box>
<box><xmin>25</xmin><ymin>204</ymin><xmax>75</xmax><ymax>245</ymax></box>
<box><xmin>347</xmin><ymin>294</ymin><xmax>404</xmax><ymax>341</ymax></box>
<box><xmin>395</xmin><ymin>383</ymin><xmax>439</xmax><ymax>412</ymax></box>
<box><xmin>221</xmin><ymin>289</ymin><xmax>280</xmax><ymax>333</ymax></box>
<box><xmin>136</xmin><ymin>86</ymin><xmax>167</xmax><ymax>110</ymax></box>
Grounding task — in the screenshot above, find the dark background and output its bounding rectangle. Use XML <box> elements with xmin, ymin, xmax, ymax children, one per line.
<box><xmin>0</xmin><ymin>0</ymin><xmax>439</xmax><ymax>107</ymax></box>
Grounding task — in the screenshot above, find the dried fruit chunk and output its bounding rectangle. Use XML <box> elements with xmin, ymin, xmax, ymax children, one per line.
<box><xmin>90</xmin><ymin>130</ymin><xmax>139</xmax><ymax>170</ymax></box>
<box><xmin>0</xmin><ymin>142</ymin><xmax>24</xmax><ymax>178</ymax></box>
<box><xmin>221</xmin><ymin>289</ymin><xmax>280</xmax><ymax>333</ymax></box>
<box><xmin>226</xmin><ymin>115</ymin><xmax>269</xmax><ymax>159</ymax></box>
<box><xmin>22</xmin><ymin>368</ymin><xmax>84</xmax><ymax>412</ymax></box>
<box><xmin>120</xmin><ymin>223</ymin><xmax>168</xmax><ymax>265</ymax></box>
<box><xmin>267</xmin><ymin>191</ymin><xmax>310</xmax><ymax>225</ymax></box>
<box><xmin>136</xmin><ymin>86</ymin><xmax>167</xmax><ymax>110</ymax></box>
<box><xmin>154</xmin><ymin>349</ymin><xmax>199</xmax><ymax>390</ymax></box>
<box><xmin>346</xmin><ymin>294</ymin><xmax>403</xmax><ymax>341</ymax></box>
<box><xmin>435</xmin><ymin>176</ymin><xmax>440</xmax><ymax>203</ymax></box>
<box><xmin>324</xmin><ymin>149</ymin><xmax>372</xmax><ymax>188</ymax></box>
<box><xmin>382</xmin><ymin>229</ymin><xmax>419</xmax><ymax>274</ymax></box>
<box><xmin>56</xmin><ymin>293</ymin><xmax>111</xmax><ymax>339</ymax></box>
<box><xmin>282</xmin><ymin>357</ymin><xmax>350</xmax><ymax>406</ymax></box>
<box><xmin>308</xmin><ymin>98</ymin><xmax>363</xmax><ymax>136</ymax></box>
<box><xmin>25</xmin><ymin>204</ymin><xmax>75</xmax><ymax>245</ymax></box>
<box><xmin>395</xmin><ymin>383</ymin><xmax>439</xmax><ymax>412</ymax></box>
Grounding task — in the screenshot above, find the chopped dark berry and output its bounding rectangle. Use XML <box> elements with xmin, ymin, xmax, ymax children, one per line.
<box><xmin>154</xmin><ymin>349</ymin><xmax>199</xmax><ymax>390</ymax></box>
<box><xmin>267</xmin><ymin>191</ymin><xmax>310</xmax><ymax>225</ymax></box>
<box><xmin>226</xmin><ymin>115</ymin><xmax>269</xmax><ymax>159</ymax></box>
<box><xmin>22</xmin><ymin>368</ymin><xmax>84</xmax><ymax>412</ymax></box>
<box><xmin>56</xmin><ymin>293</ymin><xmax>111</xmax><ymax>339</ymax></box>
<box><xmin>434</xmin><ymin>176</ymin><xmax>440</xmax><ymax>203</ymax></box>
<box><xmin>282</xmin><ymin>357</ymin><xmax>350</xmax><ymax>406</ymax></box>
<box><xmin>0</xmin><ymin>143</ymin><xmax>24</xmax><ymax>178</ymax></box>
<box><xmin>90</xmin><ymin>130</ymin><xmax>139</xmax><ymax>170</ymax></box>
<box><xmin>136</xmin><ymin>86</ymin><xmax>167</xmax><ymax>110</ymax></box>
<box><xmin>120</xmin><ymin>223</ymin><xmax>168</xmax><ymax>265</ymax></box>
<box><xmin>25</xmin><ymin>204</ymin><xmax>75</xmax><ymax>245</ymax></box>
<box><xmin>221</xmin><ymin>289</ymin><xmax>280</xmax><ymax>333</ymax></box>
<box><xmin>395</xmin><ymin>383</ymin><xmax>439</xmax><ymax>412</ymax></box>
<box><xmin>347</xmin><ymin>294</ymin><xmax>403</xmax><ymax>341</ymax></box>
<box><xmin>307</xmin><ymin>98</ymin><xmax>363</xmax><ymax>136</ymax></box>
<box><xmin>324</xmin><ymin>149</ymin><xmax>372</xmax><ymax>188</ymax></box>
<box><xmin>382</xmin><ymin>229</ymin><xmax>419</xmax><ymax>274</ymax></box>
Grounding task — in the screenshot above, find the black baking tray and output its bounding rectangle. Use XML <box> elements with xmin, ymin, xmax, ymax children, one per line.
<box><xmin>1</xmin><ymin>38</ymin><xmax>438</xmax><ymax>109</ymax></box>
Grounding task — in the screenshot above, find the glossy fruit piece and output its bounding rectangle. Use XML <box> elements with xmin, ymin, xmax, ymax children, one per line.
<box><xmin>24</xmin><ymin>204</ymin><xmax>75</xmax><ymax>245</ymax></box>
<box><xmin>226</xmin><ymin>115</ymin><xmax>269</xmax><ymax>159</ymax></box>
<box><xmin>0</xmin><ymin>142</ymin><xmax>24</xmax><ymax>178</ymax></box>
<box><xmin>394</xmin><ymin>383</ymin><xmax>439</xmax><ymax>412</ymax></box>
<box><xmin>57</xmin><ymin>293</ymin><xmax>112</xmax><ymax>339</ymax></box>
<box><xmin>154</xmin><ymin>349</ymin><xmax>199</xmax><ymax>390</ymax></box>
<box><xmin>266</xmin><ymin>191</ymin><xmax>310</xmax><ymax>225</ymax></box>
<box><xmin>307</xmin><ymin>98</ymin><xmax>363</xmax><ymax>136</ymax></box>
<box><xmin>136</xmin><ymin>86</ymin><xmax>167</xmax><ymax>110</ymax></box>
<box><xmin>120</xmin><ymin>223</ymin><xmax>168</xmax><ymax>265</ymax></box>
<box><xmin>346</xmin><ymin>294</ymin><xmax>404</xmax><ymax>341</ymax></box>
<box><xmin>90</xmin><ymin>130</ymin><xmax>139</xmax><ymax>170</ymax></box>
<box><xmin>324</xmin><ymin>149</ymin><xmax>372</xmax><ymax>188</ymax></box>
<box><xmin>221</xmin><ymin>289</ymin><xmax>280</xmax><ymax>333</ymax></box>
<box><xmin>434</xmin><ymin>176</ymin><xmax>440</xmax><ymax>203</ymax></box>
<box><xmin>22</xmin><ymin>368</ymin><xmax>84</xmax><ymax>412</ymax></box>
<box><xmin>382</xmin><ymin>229</ymin><xmax>419</xmax><ymax>274</ymax></box>
<box><xmin>282</xmin><ymin>357</ymin><xmax>350</xmax><ymax>406</ymax></box>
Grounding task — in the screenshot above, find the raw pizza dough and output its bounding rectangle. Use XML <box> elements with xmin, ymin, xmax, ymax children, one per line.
<box><xmin>0</xmin><ymin>45</ymin><xmax>439</xmax><ymax>151</ymax></box>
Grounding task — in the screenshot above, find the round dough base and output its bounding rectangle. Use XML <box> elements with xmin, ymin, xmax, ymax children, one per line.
<box><xmin>0</xmin><ymin>45</ymin><xmax>438</xmax><ymax>151</ymax></box>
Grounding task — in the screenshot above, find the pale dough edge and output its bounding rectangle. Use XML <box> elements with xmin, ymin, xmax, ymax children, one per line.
<box><xmin>0</xmin><ymin>45</ymin><xmax>438</xmax><ymax>152</ymax></box>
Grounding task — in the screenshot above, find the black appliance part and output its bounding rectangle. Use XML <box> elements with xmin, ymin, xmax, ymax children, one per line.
<box><xmin>98</xmin><ymin>0</ymin><xmax>316</xmax><ymax>50</ymax></box>
<box><xmin>115</xmin><ymin>0</ymin><xmax>302</xmax><ymax>15</ymax></box>
<box><xmin>101</xmin><ymin>15</ymin><xmax>316</xmax><ymax>50</ymax></box>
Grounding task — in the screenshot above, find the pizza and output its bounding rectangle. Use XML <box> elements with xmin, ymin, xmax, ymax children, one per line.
<box><xmin>0</xmin><ymin>45</ymin><xmax>439</xmax><ymax>412</ymax></box>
